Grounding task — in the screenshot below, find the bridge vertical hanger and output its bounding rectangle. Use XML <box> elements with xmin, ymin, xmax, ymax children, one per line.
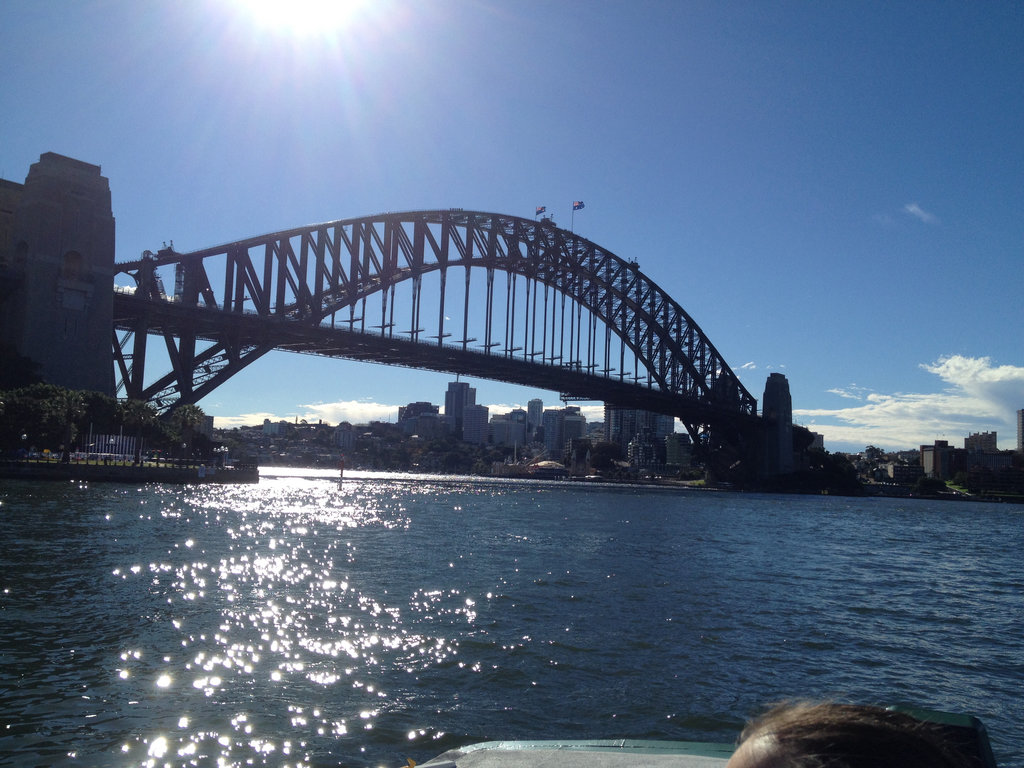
<box><xmin>112</xmin><ymin>210</ymin><xmax>760</xmax><ymax>475</ymax></box>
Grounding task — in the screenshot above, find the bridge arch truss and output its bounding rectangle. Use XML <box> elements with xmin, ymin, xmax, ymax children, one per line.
<box><xmin>113</xmin><ymin>210</ymin><xmax>757</xmax><ymax>445</ymax></box>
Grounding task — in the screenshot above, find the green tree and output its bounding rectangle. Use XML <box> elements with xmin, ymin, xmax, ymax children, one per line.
<box><xmin>78</xmin><ymin>390</ymin><xmax>120</xmax><ymax>439</ymax></box>
<box><xmin>119</xmin><ymin>399</ymin><xmax>159</xmax><ymax>463</ymax></box>
<box><xmin>51</xmin><ymin>388</ymin><xmax>84</xmax><ymax>462</ymax></box>
<box><xmin>0</xmin><ymin>344</ymin><xmax>42</xmax><ymax>389</ymax></box>
<box><xmin>588</xmin><ymin>441</ymin><xmax>623</xmax><ymax>472</ymax></box>
<box><xmin>915</xmin><ymin>476</ymin><xmax>947</xmax><ymax>495</ymax></box>
<box><xmin>170</xmin><ymin>403</ymin><xmax>206</xmax><ymax>461</ymax></box>
<box><xmin>0</xmin><ymin>384</ymin><xmax>89</xmax><ymax>457</ymax></box>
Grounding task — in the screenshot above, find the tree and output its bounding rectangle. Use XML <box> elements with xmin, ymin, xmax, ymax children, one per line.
<box><xmin>2</xmin><ymin>384</ymin><xmax>84</xmax><ymax>460</ymax></box>
<box><xmin>170</xmin><ymin>404</ymin><xmax>207</xmax><ymax>461</ymax></box>
<box><xmin>119</xmin><ymin>399</ymin><xmax>159</xmax><ymax>463</ymax></box>
<box><xmin>50</xmin><ymin>388</ymin><xmax>84</xmax><ymax>462</ymax></box>
<box><xmin>915</xmin><ymin>476</ymin><xmax>947</xmax><ymax>495</ymax></box>
<box><xmin>0</xmin><ymin>344</ymin><xmax>42</xmax><ymax>389</ymax></box>
<box><xmin>588</xmin><ymin>441</ymin><xmax>623</xmax><ymax>472</ymax></box>
<box><xmin>78</xmin><ymin>390</ymin><xmax>120</xmax><ymax>438</ymax></box>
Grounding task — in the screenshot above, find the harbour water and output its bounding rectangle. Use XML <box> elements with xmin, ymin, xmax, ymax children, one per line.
<box><xmin>1</xmin><ymin>470</ymin><xmax>1021</xmax><ymax>767</ymax></box>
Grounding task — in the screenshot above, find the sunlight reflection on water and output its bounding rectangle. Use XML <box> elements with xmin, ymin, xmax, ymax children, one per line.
<box><xmin>109</xmin><ymin>475</ymin><xmax>466</xmax><ymax>767</ymax></box>
<box><xmin>1</xmin><ymin>476</ymin><xmax>1022</xmax><ymax>767</ymax></box>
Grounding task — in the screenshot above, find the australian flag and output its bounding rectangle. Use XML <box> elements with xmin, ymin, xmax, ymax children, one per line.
<box><xmin>572</xmin><ymin>201</ymin><xmax>585</xmax><ymax>211</ymax></box>
<box><xmin>536</xmin><ymin>205</ymin><xmax>546</xmax><ymax>215</ymax></box>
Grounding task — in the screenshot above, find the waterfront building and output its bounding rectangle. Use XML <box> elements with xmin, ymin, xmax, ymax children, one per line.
<box><xmin>400</xmin><ymin>411</ymin><xmax>445</xmax><ymax>439</ymax></box>
<box><xmin>567</xmin><ymin>438</ymin><xmax>591</xmax><ymax>476</ymax></box>
<box><xmin>398</xmin><ymin>402</ymin><xmax>441</xmax><ymax>437</ymax></box>
<box><xmin>334</xmin><ymin>423</ymin><xmax>356</xmax><ymax>451</ymax></box>
<box><xmin>490</xmin><ymin>409</ymin><xmax>528</xmax><ymax>447</ymax></box>
<box><xmin>886</xmin><ymin>462</ymin><xmax>924</xmax><ymax>485</ymax></box>
<box><xmin>809</xmin><ymin>431</ymin><xmax>824</xmax><ymax>451</ymax></box>
<box><xmin>399</xmin><ymin>402</ymin><xmax>439</xmax><ymax>421</ymax></box>
<box><xmin>462</xmin><ymin>404</ymin><xmax>489</xmax><ymax>445</ymax></box>
<box><xmin>965</xmin><ymin>431</ymin><xmax>998</xmax><ymax>453</ymax></box>
<box><xmin>604</xmin><ymin>405</ymin><xmax>674</xmax><ymax>452</ymax></box>
<box><xmin>489</xmin><ymin>414</ymin><xmax>510</xmax><ymax>446</ymax></box>
<box><xmin>920</xmin><ymin>440</ymin><xmax>967</xmax><ymax>480</ymax></box>
<box><xmin>527</xmin><ymin>398</ymin><xmax>543</xmax><ymax>440</ymax></box>
<box><xmin>541</xmin><ymin>409</ymin><xmax>563</xmax><ymax>457</ymax></box>
<box><xmin>562</xmin><ymin>406</ymin><xmax>586</xmax><ymax>445</ymax></box>
<box><xmin>541</xmin><ymin>406</ymin><xmax>587</xmax><ymax>458</ymax></box>
<box><xmin>1018</xmin><ymin>409</ymin><xmax>1023</xmax><ymax>453</ymax></box>
<box><xmin>627</xmin><ymin>432</ymin><xmax>657</xmax><ymax>471</ymax></box>
<box><xmin>664</xmin><ymin>432</ymin><xmax>692</xmax><ymax>469</ymax></box>
<box><xmin>444</xmin><ymin>381</ymin><xmax>476</xmax><ymax>435</ymax></box>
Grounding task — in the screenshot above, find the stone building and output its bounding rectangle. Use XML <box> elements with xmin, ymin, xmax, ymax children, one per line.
<box><xmin>0</xmin><ymin>153</ymin><xmax>115</xmax><ymax>394</ymax></box>
<box><xmin>761</xmin><ymin>372</ymin><xmax>794</xmax><ymax>476</ymax></box>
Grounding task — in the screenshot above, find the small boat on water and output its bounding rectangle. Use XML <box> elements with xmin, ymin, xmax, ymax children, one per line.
<box><xmin>418</xmin><ymin>708</ymin><xmax>997</xmax><ymax>768</ymax></box>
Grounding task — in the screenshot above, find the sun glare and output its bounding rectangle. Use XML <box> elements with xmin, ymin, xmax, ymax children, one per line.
<box><xmin>234</xmin><ymin>0</ymin><xmax>370</xmax><ymax>37</ymax></box>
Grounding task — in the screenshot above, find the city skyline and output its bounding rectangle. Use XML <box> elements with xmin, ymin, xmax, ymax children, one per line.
<box><xmin>2</xmin><ymin>1</ymin><xmax>1021</xmax><ymax>452</ymax></box>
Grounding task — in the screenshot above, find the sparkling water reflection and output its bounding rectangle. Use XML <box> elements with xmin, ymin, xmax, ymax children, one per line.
<box><xmin>1</xmin><ymin>472</ymin><xmax>1021</xmax><ymax>767</ymax></box>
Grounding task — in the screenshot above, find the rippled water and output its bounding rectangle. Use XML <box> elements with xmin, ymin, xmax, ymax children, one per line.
<box><xmin>1</xmin><ymin>471</ymin><xmax>1021</xmax><ymax>767</ymax></box>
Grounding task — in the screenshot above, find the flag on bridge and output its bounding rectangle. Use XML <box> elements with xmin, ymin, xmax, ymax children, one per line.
<box><xmin>572</xmin><ymin>201</ymin><xmax>585</xmax><ymax>211</ymax></box>
<box><xmin>535</xmin><ymin>205</ymin><xmax>546</xmax><ymax>216</ymax></box>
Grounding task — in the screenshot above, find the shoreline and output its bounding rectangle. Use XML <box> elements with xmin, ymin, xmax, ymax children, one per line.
<box><xmin>0</xmin><ymin>460</ymin><xmax>259</xmax><ymax>484</ymax></box>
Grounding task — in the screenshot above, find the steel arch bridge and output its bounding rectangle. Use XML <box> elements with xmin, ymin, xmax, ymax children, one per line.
<box><xmin>112</xmin><ymin>209</ymin><xmax>759</xmax><ymax>459</ymax></box>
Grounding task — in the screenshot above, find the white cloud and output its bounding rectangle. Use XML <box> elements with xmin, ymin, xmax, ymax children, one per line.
<box><xmin>214</xmin><ymin>398</ymin><xmax>612</xmax><ymax>431</ymax></box>
<box><xmin>213</xmin><ymin>400</ymin><xmax>399</xmax><ymax>429</ymax></box>
<box><xmin>213</xmin><ymin>412</ymin><xmax>279</xmax><ymax>429</ymax></box>
<box><xmin>212</xmin><ymin>356</ymin><xmax>1023</xmax><ymax>454</ymax></box>
<box><xmin>299</xmin><ymin>400</ymin><xmax>399</xmax><ymax>425</ymax></box>
<box><xmin>826</xmin><ymin>386</ymin><xmax>870</xmax><ymax>400</ymax></box>
<box><xmin>797</xmin><ymin>355</ymin><xmax>1024</xmax><ymax>452</ymax></box>
<box><xmin>484</xmin><ymin>401</ymin><xmax>606</xmax><ymax>423</ymax></box>
<box><xmin>903</xmin><ymin>202</ymin><xmax>938</xmax><ymax>224</ymax></box>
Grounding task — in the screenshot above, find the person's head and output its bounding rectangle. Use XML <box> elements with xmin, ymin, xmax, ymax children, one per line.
<box><xmin>727</xmin><ymin>702</ymin><xmax>965</xmax><ymax>768</ymax></box>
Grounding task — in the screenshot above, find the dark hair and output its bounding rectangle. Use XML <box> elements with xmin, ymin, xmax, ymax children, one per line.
<box><xmin>735</xmin><ymin>702</ymin><xmax>965</xmax><ymax>768</ymax></box>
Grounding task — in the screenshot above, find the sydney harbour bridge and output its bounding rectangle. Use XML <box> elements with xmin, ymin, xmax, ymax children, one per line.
<box><xmin>110</xmin><ymin>209</ymin><xmax>763</xmax><ymax>470</ymax></box>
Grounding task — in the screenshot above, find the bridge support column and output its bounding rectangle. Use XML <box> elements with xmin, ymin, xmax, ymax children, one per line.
<box><xmin>760</xmin><ymin>372</ymin><xmax>794</xmax><ymax>477</ymax></box>
<box><xmin>0</xmin><ymin>153</ymin><xmax>115</xmax><ymax>394</ymax></box>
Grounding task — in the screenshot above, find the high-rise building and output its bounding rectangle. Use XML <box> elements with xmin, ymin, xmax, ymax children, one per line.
<box><xmin>540</xmin><ymin>406</ymin><xmax>586</xmax><ymax>458</ymax></box>
<box><xmin>489</xmin><ymin>409</ymin><xmax>528</xmax><ymax>447</ymax></box>
<box><xmin>562</xmin><ymin>406</ymin><xmax>587</xmax><ymax>444</ymax></box>
<box><xmin>444</xmin><ymin>381</ymin><xmax>476</xmax><ymax>434</ymax></box>
<box><xmin>604</xmin><ymin>405</ymin><xmax>674</xmax><ymax>451</ymax></box>
<box><xmin>527</xmin><ymin>398</ymin><xmax>544</xmax><ymax>439</ymax></box>
<box><xmin>1018</xmin><ymin>409</ymin><xmax>1023</xmax><ymax>454</ymax></box>
<box><xmin>462</xmin><ymin>404</ymin><xmax>489</xmax><ymax>445</ymax></box>
<box><xmin>542</xmin><ymin>409</ymin><xmax>564</xmax><ymax>456</ymax></box>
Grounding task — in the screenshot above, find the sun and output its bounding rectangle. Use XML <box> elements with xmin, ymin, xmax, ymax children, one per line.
<box><xmin>233</xmin><ymin>0</ymin><xmax>370</xmax><ymax>38</ymax></box>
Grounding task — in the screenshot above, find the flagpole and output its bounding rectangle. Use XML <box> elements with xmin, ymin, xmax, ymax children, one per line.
<box><xmin>570</xmin><ymin>201</ymin><xmax>584</xmax><ymax>233</ymax></box>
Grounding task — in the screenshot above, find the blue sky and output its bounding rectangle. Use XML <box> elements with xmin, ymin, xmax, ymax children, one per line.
<box><xmin>2</xmin><ymin>0</ymin><xmax>1022</xmax><ymax>452</ymax></box>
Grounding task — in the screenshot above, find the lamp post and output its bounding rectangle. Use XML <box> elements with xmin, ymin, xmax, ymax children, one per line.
<box><xmin>214</xmin><ymin>445</ymin><xmax>229</xmax><ymax>467</ymax></box>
